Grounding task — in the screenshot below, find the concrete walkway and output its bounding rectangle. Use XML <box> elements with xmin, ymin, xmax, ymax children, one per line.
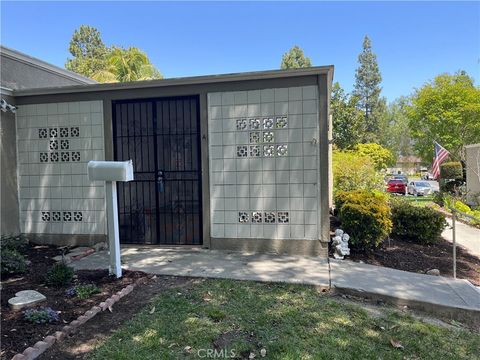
<box><xmin>442</xmin><ymin>218</ymin><xmax>480</xmax><ymax>257</ymax></box>
<box><xmin>72</xmin><ymin>247</ymin><xmax>479</xmax><ymax>323</ymax></box>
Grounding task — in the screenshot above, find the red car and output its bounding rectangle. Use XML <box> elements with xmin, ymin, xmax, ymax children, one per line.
<box><xmin>386</xmin><ymin>179</ymin><xmax>406</xmax><ymax>194</ymax></box>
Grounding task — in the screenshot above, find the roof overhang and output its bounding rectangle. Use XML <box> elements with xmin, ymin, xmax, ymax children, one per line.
<box><xmin>12</xmin><ymin>66</ymin><xmax>334</xmax><ymax>97</ymax></box>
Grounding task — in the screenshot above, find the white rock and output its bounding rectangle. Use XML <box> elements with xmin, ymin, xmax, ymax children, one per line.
<box><xmin>93</xmin><ymin>242</ymin><xmax>108</xmax><ymax>252</ymax></box>
<box><xmin>8</xmin><ymin>290</ymin><xmax>46</xmax><ymax>310</ymax></box>
<box><xmin>426</xmin><ymin>269</ymin><xmax>440</xmax><ymax>276</ymax></box>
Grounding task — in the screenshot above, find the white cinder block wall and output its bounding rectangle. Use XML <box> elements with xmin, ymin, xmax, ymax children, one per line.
<box><xmin>16</xmin><ymin>101</ymin><xmax>106</xmax><ymax>235</ymax></box>
<box><xmin>208</xmin><ymin>86</ymin><xmax>319</xmax><ymax>240</ymax></box>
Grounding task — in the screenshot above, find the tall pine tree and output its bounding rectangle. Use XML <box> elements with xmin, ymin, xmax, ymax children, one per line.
<box><xmin>280</xmin><ymin>46</ymin><xmax>312</xmax><ymax>69</ymax></box>
<box><xmin>353</xmin><ymin>35</ymin><xmax>383</xmax><ymax>142</ymax></box>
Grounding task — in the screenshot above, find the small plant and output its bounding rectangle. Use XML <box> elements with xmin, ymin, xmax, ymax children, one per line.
<box><xmin>46</xmin><ymin>262</ymin><xmax>74</xmax><ymax>287</ymax></box>
<box><xmin>65</xmin><ymin>287</ymin><xmax>77</xmax><ymax>297</ymax></box>
<box><xmin>0</xmin><ymin>234</ymin><xmax>28</xmax><ymax>253</ymax></box>
<box><xmin>1</xmin><ymin>248</ymin><xmax>27</xmax><ymax>275</ymax></box>
<box><xmin>24</xmin><ymin>307</ymin><xmax>60</xmax><ymax>324</ymax></box>
<box><xmin>391</xmin><ymin>200</ymin><xmax>447</xmax><ymax>245</ymax></box>
<box><xmin>75</xmin><ymin>284</ymin><xmax>100</xmax><ymax>299</ymax></box>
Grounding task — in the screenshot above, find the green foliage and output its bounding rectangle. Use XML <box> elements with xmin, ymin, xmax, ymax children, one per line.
<box><xmin>66</xmin><ymin>25</ymin><xmax>162</xmax><ymax>82</ymax></box>
<box><xmin>65</xmin><ymin>25</ymin><xmax>108</xmax><ymax>78</ymax></box>
<box><xmin>390</xmin><ymin>200</ymin><xmax>447</xmax><ymax>244</ymax></box>
<box><xmin>444</xmin><ymin>197</ymin><xmax>480</xmax><ymax>225</ymax></box>
<box><xmin>46</xmin><ymin>262</ymin><xmax>74</xmax><ymax>287</ymax></box>
<box><xmin>377</xmin><ymin>97</ymin><xmax>414</xmax><ymax>157</ymax></box>
<box><xmin>75</xmin><ymin>284</ymin><xmax>100</xmax><ymax>299</ymax></box>
<box><xmin>440</xmin><ymin>161</ymin><xmax>463</xmax><ymax>180</ymax></box>
<box><xmin>93</xmin><ymin>46</ymin><xmax>162</xmax><ymax>83</ymax></box>
<box><xmin>432</xmin><ymin>191</ymin><xmax>447</xmax><ymax>207</ymax></box>
<box><xmin>407</xmin><ymin>71</ymin><xmax>480</xmax><ymax>162</ymax></box>
<box><xmin>280</xmin><ymin>45</ymin><xmax>312</xmax><ymax>69</ymax></box>
<box><xmin>332</xmin><ymin>150</ymin><xmax>384</xmax><ymax>192</ymax></box>
<box><xmin>24</xmin><ymin>307</ymin><xmax>60</xmax><ymax>324</ymax></box>
<box><xmin>335</xmin><ymin>190</ymin><xmax>392</xmax><ymax>250</ymax></box>
<box><xmin>1</xmin><ymin>234</ymin><xmax>28</xmax><ymax>253</ymax></box>
<box><xmin>331</xmin><ymin>82</ymin><xmax>364</xmax><ymax>149</ymax></box>
<box><xmin>354</xmin><ymin>143</ymin><xmax>395</xmax><ymax>170</ymax></box>
<box><xmin>353</xmin><ymin>35</ymin><xmax>383</xmax><ymax>143</ymax></box>
<box><xmin>1</xmin><ymin>248</ymin><xmax>27</xmax><ymax>275</ymax></box>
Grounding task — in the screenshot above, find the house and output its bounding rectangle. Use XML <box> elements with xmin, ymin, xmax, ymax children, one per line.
<box><xmin>465</xmin><ymin>144</ymin><xmax>480</xmax><ymax>206</ymax></box>
<box><xmin>388</xmin><ymin>155</ymin><xmax>427</xmax><ymax>176</ymax></box>
<box><xmin>1</xmin><ymin>46</ymin><xmax>334</xmax><ymax>257</ymax></box>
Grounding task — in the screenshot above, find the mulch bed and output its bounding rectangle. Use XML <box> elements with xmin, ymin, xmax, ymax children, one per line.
<box><xmin>0</xmin><ymin>244</ymin><xmax>149</xmax><ymax>360</ymax></box>
<box><xmin>330</xmin><ymin>217</ymin><xmax>480</xmax><ymax>286</ymax></box>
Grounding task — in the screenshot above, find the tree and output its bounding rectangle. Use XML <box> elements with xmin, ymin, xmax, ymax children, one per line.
<box><xmin>353</xmin><ymin>35</ymin><xmax>383</xmax><ymax>142</ymax></box>
<box><xmin>332</xmin><ymin>150</ymin><xmax>384</xmax><ymax>193</ymax></box>
<box><xmin>407</xmin><ymin>72</ymin><xmax>480</xmax><ymax>161</ymax></box>
<box><xmin>65</xmin><ymin>25</ymin><xmax>108</xmax><ymax>78</ymax></box>
<box><xmin>66</xmin><ymin>25</ymin><xmax>162</xmax><ymax>83</ymax></box>
<box><xmin>378</xmin><ymin>97</ymin><xmax>414</xmax><ymax>157</ymax></box>
<box><xmin>354</xmin><ymin>143</ymin><xmax>395</xmax><ymax>171</ymax></box>
<box><xmin>280</xmin><ymin>45</ymin><xmax>312</xmax><ymax>69</ymax></box>
<box><xmin>92</xmin><ymin>47</ymin><xmax>162</xmax><ymax>83</ymax></box>
<box><xmin>331</xmin><ymin>82</ymin><xmax>363</xmax><ymax>149</ymax></box>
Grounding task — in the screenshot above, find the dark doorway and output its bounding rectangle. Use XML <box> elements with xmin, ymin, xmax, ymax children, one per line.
<box><xmin>112</xmin><ymin>96</ymin><xmax>202</xmax><ymax>245</ymax></box>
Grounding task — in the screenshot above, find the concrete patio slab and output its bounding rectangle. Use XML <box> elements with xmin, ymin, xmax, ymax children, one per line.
<box><xmin>72</xmin><ymin>247</ymin><xmax>479</xmax><ymax>325</ymax></box>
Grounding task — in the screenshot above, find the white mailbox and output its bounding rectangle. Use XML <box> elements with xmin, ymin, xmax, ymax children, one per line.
<box><xmin>88</xmin><ymin>160</ymin><xmax>134</xmax><ymax>182</ymax></box>
<box><xmin>87</xmin><ymin>160</ymin><xmax>134</xmax><ymax>278</ymax></box>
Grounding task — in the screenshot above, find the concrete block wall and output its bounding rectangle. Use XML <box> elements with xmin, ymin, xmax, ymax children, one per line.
<box><xmin>207</xmin><ymin>86</ymin><xmax>320</xmax><ymax>241</ymax></box>
<box><xmin>16</xmin><ymin>101</ymin><xmax>106</xmax><ymax>235</ymax></box>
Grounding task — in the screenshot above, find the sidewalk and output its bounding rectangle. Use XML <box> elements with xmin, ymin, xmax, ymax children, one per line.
<box><xmin>442</xmin><ymin>218</ymin><xmax>480</xmax><ymax>257</ymax></box>
<box><xmin>72</xmin><ymin>247</ymin><xmax>479</xmax><ymax>323</ymax></box>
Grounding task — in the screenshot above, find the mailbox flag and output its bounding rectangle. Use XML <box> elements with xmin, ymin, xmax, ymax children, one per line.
<box><xmin>432</xmin><ymin>141</ymin><xmax>449</xmax><ymax>180</ymax></box>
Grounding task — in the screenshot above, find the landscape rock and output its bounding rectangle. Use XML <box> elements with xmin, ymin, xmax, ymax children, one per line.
<box><xmin>8</xmin><ymin>290</ymin><xmax>47</xmax><ymax>310</ymax></box>
<box><xmin>426</xmin><ymin>269</ymin><xmax>440</xmax><ymax>276</ymax></box>
<box><xmin>93</xmin><ymin>242</ymin><xmax>108</xmax><ymax>252</ymax></box>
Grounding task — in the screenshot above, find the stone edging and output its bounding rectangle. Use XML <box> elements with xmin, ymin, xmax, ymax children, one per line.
<box><xmin>11</xmin><ymin>279</ymin><xmax>142</xmax><ymax>360</ymax></box>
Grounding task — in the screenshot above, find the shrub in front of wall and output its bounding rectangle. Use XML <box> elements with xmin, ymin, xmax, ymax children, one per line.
<box><xmin>336</xmin><ymin>191</ymin><xmax>392</xmax><ymax>250</ymax></box>
<box><xmin>0</xmin><ymin>234</ymin><xmax>28</xmax><ymax>253</ymax></box>
<box><xmin>391</xmin><ymin>200</ymin><xmax>447</xmax><ymax>245</ymax></box>
<box><xmin>46</xmin><ymin>262</ymin><xmax>74</xmax><ymax>287</ymax></box>
<box><xmin>440</xmin><ymin>161</ymin><xmax>463</xmax><ymax>180</ymax></box>
<box><xmin>1</xmin><ymin>248</ymin><xmax>27</xmax><ymax>275</ymax></box>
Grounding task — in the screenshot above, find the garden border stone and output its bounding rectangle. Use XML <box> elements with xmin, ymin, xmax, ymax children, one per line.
<box><xmin>10</xmin><ymin>280</ymin><xmax>142</xmax><ymax>360</ymax></box>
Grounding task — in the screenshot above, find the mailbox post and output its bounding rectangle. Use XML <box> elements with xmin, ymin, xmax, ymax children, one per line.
<box><xmin>87</xmin><ymin>160</ymin><xmax>134</xmax><ymax>277</ymax></box>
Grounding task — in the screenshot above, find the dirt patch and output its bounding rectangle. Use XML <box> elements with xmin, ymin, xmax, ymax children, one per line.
<box><xmin>329</xmin><ymin>237</ymin><xmax>480</xmax><ymax>286</ymax></box>
<box><xmin>0</xmin><ymin>244</ymin><xmax>149</xmax><ymax>360</ymax></box>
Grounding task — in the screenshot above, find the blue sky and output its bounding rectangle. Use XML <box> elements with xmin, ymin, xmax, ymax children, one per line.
<box><xmin>1</xmin><ymin>1</ymin><xmax>478</xmax><ymax>102</ymax></box>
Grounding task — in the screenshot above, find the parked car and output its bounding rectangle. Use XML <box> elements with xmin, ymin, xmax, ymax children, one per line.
<box><xmin>393</xmin><ymin>174</ymin><xmax>408</xmax><ymax>185</ymax></box>
<box><xmin>387</xmin><ymin>179</ymin><xmax>407</xmax><ymax>194</ymax></box>
<box><xmin>407</xmin><ymin>181</ymin><xmax>433</xmax><ymax>196</ymax></box>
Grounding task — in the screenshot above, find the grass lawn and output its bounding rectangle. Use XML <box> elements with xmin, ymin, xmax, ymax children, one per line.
<box><xmin>88</xmin><ymin>279</ymin><xmax>479</xmax><ymax>360</ymax></box>
<box><xmin>396</xmin><ymin>194</ymin><xmax>435</xmax><ymax>208</ymax></box>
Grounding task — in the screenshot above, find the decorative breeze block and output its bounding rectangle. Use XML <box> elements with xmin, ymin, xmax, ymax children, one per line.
<box><xmin>264</xmin><ymin>212</ymin><xmax>276</xmax><ymax>223</ymax></box>
<box><xmin>276</xmin><ymin>117</ymin><xmax>288</xmax><ymax>129</ymax></box>
<box><xmin>49</xmin><ymin>128</ymin><xmax>58</xmax><ymax>138</ymax></box>
<box><xmin>238</xmin><ymin>211</ymin><xmax>249</xmax><ymax>223</ymax></box>
<box><xmin>252</xmin><ymin>211</ymin><xmax>262</xmax><ymax>223</ymax></box>
<box><xmin>276</xmin><ymin>144</ymin><xmax>288</xmax><ymax>156</ymax></box>
<box><xmin>38</xmin><ymin>128</ymin><xmax>48</xmax><ymax>138</ymax></box>
<box><xmin>60</xmin><ymin>128</ymin><xmax>69</xmax><ymax>137</ymax></box>
<box><xmin>60</xmin><ymin>140</ymin><xmax>70</xmax><ymax>150</ymax></box>
<box><xmin>263</xmin><ymin>145</ymin><xmax>275</xmax><ymax>157</ymax></box>
<box><xmin>249</xmin><ymin>118</ymin><xmax>261</xmax><ymax>130</ymax></box>
<box><xmin>73</xmin><ymin>211</ymin><xmax>83</xmax><ymax>222</ymax></box>
<box><xmin>63</xmin><ymin>212</ymin><xmax>72</xmax><ymax>222</ymax></box>
<box><xmin>70</xmin><ymin>127</ymin><xmax>80</xmax><ymax>137</ymax></box>
<box><xmin>236</xmin><ymin>118</ymin><xmax>247</xmax><ymax>130</ymax></box>
<box><xmin>50</xmin><ymin>152</ymin><xmax>59</xmax><ymax>162</ymax></box>
<box><xmin>249</xmin><ymin>132</ymin><xmax>261</xmax><ymax>143</ymax></box>
<box><xmin>249</xmin><ymin>145</ymin><xmax>261</xmax><ymax>157</ymax></box>
<box><xmin>41</xmin><ymin>211</ymin><xmax>50</xmax><ymax>222</ymax></box>
<box><xmin>40</xmin><ymin>153</ymin><xmax>48</xmax><ymax>163</ymax></box>
<box><xmin>263</xmin><ymin>117</ymin><xmax>274</xmax><ymax>129</ymax></box>
<box><xmin>278</xmin><ymin>211</ymin><xmax>289</xmax><ymax>224</ymax></box>
<box><xmin>71</xmin><ymin>152</ymin><xmax>81</xmax><ymax>162</ymax></box>
<box><xmin>52</xmin><ymin>211</ymin><xmax>61</xmax><ymax>222</ymax></box>
<box><xmin>263</xmin><ymin>131</ymin><xmax>274</xmax><ymax>143</ymax></box>
<box><xmin>236</xmin><ymin>145</ymin><xmax>248</xmax><ymax>157</ymax></box>
<box><xmin>49</xmin><ymin>140</ymin><xmax>58</xmax><ymax>150</ymax></box>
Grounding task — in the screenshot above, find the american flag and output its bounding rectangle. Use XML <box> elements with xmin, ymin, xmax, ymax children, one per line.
<box><xmin>432</xmin><ymin>141</ymin><xmax>450</xmax><ymax>179</ymax></box>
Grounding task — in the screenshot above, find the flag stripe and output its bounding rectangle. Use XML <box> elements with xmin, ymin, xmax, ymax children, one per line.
<box><xmin>431</xmin><ymin>142</ymin><xmax>449</xmax><ymax>179</ymax></box>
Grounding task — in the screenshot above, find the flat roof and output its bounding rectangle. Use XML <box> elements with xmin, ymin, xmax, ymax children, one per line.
<box><xmin>12</xmin><ymin>65</ymin><xmax>334</xmax><ymax>97</ymax></box>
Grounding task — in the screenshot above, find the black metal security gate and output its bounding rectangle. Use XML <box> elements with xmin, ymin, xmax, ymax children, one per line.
<box><xmin>112</xmin><ymin>96</ymin><xmax>202</xmax><ymax>245</ymax></box>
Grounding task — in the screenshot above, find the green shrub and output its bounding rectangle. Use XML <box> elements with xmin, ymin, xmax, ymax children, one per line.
<box><xmin>1</xmin><ymin>248</ymin><xmax>27</xmax><ymax>275</ymax></box>
<box><xmin>333</xmin><ymin>151</ymin><xmax>384</xmax><ymax>193</ymax></box>
<box><xmin>46</xmin><ymin>262</ymin><xmax>74</xmax><ymax>287</ymax></box>
<box><xmin>336</xmin><ymin>190</ymin><xmax>392</xmax><ymax>250</ymax></box>
<box><xmin>24</xmin><ymin>307</ymin><xmax>60</xmax><ymax>324</ymax></box>
<box><xmin>75</xmin><ymin>284</ymin><xmax>100</xmax><ymax>299</ymax></box>
<box><xmin>440</xmin><ymin>161</ymin><xmax>463</xmax><ymax>180</ymax></box>
<box><xmin>391</xmin><ymin>200</ymin><xmax>447</xmax><ymax>244</ymax></box>
<box><xmin>0</xmin><ymin>234</ymin><xmax>28</xmax><ymax>253</ymax></box>
<box><xmin>432</xmin><ymin>191</ymin><xmax>447</xmax><ymax>207</ymax></box>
